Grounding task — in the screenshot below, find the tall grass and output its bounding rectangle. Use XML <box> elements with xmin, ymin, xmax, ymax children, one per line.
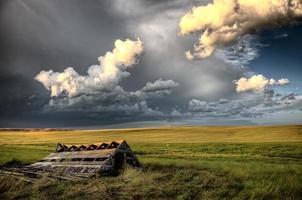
<box><xmin>0</xmin><ymin>164</ymin><xmax>243</xmax><ymax>200</ymax></box>
<box><xmin>0</xmin><ymin>126</ymin><xmax>302</xmax><ymax>199</ymax></box>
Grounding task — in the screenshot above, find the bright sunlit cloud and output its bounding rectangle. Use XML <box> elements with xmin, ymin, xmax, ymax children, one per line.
<box><xmin>179</xmin><ymin>0</ymin><xmax>302</xmax><ymax>59</ymax></box>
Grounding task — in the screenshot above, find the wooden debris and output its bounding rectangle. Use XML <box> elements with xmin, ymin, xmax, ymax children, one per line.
<box><xmin>1</xmin><ymin>140</ymin><xmax>140</xmax><ymax>181</ymax></box>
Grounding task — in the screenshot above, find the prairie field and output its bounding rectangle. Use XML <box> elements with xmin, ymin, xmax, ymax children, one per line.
<box><xmin>0</xmin><ymin>125</ymin><xmax>302</xmax><ymax>199</ymax></box>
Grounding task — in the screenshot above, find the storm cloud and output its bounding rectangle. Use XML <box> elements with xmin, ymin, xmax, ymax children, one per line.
<box><xmin>0</xmin><ymin>0</ymin><xmax>301</xmax><ymax>127</ymax></box>
<box><xmin>35</xmin><ymin>38</ymin><xmax>178</xmax><ymax>118</ymax></box>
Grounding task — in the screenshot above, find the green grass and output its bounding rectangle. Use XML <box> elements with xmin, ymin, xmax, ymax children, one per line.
<box><xmin>0</xmin><ymin>165</ymin><xmax>243</xmax><ymax>200</ymax></box>
<box><xmin>0</xmin><ymin>125</ymin><xmax>302</xmax><ymax>199</ymax></box>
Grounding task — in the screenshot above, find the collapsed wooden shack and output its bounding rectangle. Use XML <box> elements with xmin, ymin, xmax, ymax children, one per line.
<box><xmin>1</xmin><ymin>140</ymin><xmax>140</xmax><ymax>181</ymax></box>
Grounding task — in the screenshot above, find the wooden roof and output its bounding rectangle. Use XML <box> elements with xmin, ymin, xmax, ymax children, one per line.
<box><xmin>56</xmin><ymin>140</ymin><xmax>125</xmax><ymax>152</ymax></box>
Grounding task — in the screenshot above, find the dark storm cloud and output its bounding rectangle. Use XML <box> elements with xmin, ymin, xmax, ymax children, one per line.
<box><xmin>0</xmin><ymin>0</ymin><xmax>132</xmax><ymax>126</ymax></box>
<box><xmin>1</xmin><ymin>0</ymin><xmax>301</xmax><ymax>127</ymax></box>
<box><xmin>0</xmin><ymin>0</ymin><xmax>130</xmax><ymax>76</ymax></box>
<box><xmin>1</xmin><ymin>0</ymin><xmax>237</xmax><ymax>127</ymax></box>
<box><xmin>34</xmin><ymin>36</ymin><xmax>179</xmax><ymax>123</ymax></box>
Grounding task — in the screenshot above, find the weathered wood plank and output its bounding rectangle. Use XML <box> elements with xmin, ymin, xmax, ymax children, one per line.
<box><xmin>43</xmin><ymin>149</ymin><xmax>115</xmax><ymax>160</ymax></box>
<box><xmin>2</xmin><ymin>140</ymin><xmax>140</xmax><ymax>180</ymax></box>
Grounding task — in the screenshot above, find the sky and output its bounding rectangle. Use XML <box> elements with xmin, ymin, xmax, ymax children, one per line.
<box><xmin>0</xmin><ymin>0</ymin><xmax>301</xmax><ymax>128</ymax></box>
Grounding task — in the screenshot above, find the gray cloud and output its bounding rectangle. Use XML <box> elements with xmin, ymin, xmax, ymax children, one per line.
<box><xmin>46</xmin><ymin>77</ymin><xmax>179</xmax><ymax>115</ymax></box>
<box><xmin>186</xmin><ymin>91</ymin><xmax>302</xmax><ymax>121</ymax></box>
<box><xmin>214</xmin><ymin>35</ymin><xmax>263</xmax><ymax>66</ymax></box>
<box><xmin>111</xmin><ymin>0</ymin><xmax>245</xmax><ymax>101</ymax></box>
<box><xmin>141</xmin><ymin>79</ymin><xmax>178</xmax><ymax>92</ymax></box>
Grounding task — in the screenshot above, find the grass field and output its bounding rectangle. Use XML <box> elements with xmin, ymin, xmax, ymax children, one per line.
<box><xmin>0</xmin><ymin>125</ymin><xmax>302</xmax><ymax>199</ymax></box>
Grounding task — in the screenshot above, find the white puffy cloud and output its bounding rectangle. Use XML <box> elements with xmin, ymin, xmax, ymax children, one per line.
<box><xmin>234</xmin><ymin>74</ymin><xmax>290</xmax><ymax>93</ymax></box>
<box><xmin>141</xmin><ymin>79</ymin><xmax>179</xmax><ymax>93</ymax></box>
<box><xmin>35</xmin><ymin>38</ymin><xmax>179</xmax><ymax>117</ymax></box>
<box><xmin>179</xmin><ymin>0</ymin><xmax>302</xmax><ymax>59</ymax></box>
<box><xmin>35</xmin><ymin>39</ymin><xmax>144</xmax><ymax>97</ymax></box>
<box><xmin>134</xmin><ymin>79</ymin><xmax>180</xmax><ymax>100</ymax></box>
<box><xmin>185</xmin><ymin>51</ymin><xmax>194</xmax><ymax>61</ymax></box>
<box><xmin>278</xmin><ymin>78</ymin><xmax>290</xmax><ymax>85</ymax></box>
